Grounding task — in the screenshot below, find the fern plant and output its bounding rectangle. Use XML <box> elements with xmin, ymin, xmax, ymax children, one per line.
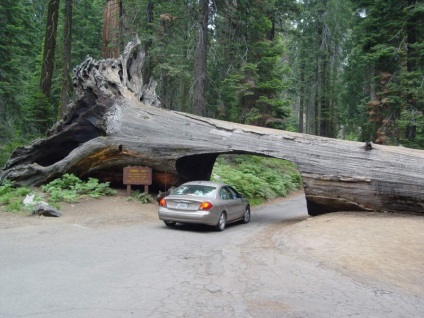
<box><xmin>128</xmin><ymin>190</ymin><xmax>153</xmax><ymax>204</ymax></box>
<box><xmin>0</xmin><ymin>179</ymin><xmax>36</xmax><ymax>212</ymax></box>
<box><xmin>41</xmin><ymin>174</ymin><xmax>116</xmax><ymax>203</ymax></box>
<box><xmin>212</xmin><ymin>155</ymin><xmax>302</xmax><ymax>205</ymax></box>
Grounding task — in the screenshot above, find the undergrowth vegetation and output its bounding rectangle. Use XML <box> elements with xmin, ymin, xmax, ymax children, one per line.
<box><xmin>0</xmin><ymin>174</ymin><xmax>117</xmax><ymax>213</ymax></box>
<box><xmin>1</xmin><ymin>156</ymin><xmax>301</xmax><ymax>213</ymax></box>
<box><xmin>0</xmin><ymin>179</ymin><xmax>32</xmax><ymax>212</ymax></box>
<box><xmin>212</xmin><ymin>155</ymin><xmax>302</xmax><ymax>205</ymax></box>
<box><xmin>41</xmin><ymin>174</ymin><xmax>117</xmax><ymax>203</ymax></box>
<box><xmin>128</xmin><ymin>190</ymin><xmax>153</xmax><ymax>204</ymax></box>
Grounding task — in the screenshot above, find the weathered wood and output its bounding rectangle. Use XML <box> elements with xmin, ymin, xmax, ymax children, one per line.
<box><xmin>1</xmin><ymin>36</ymin><xmax>424</xmax><ymax>215</ymax></box>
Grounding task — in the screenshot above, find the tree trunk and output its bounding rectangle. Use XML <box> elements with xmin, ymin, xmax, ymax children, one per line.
<box><xmin>313</xmin><ymin>63</ymin><xmax>319</xmax><ymax>135</ymax></box>
<box><xmin>193</xmin><ymin>0</ymin><xmax>209</xmax><ymax>116</ymax></box>
<box><xmin>319</xmin><ymin>55</ymin><xmax>329</xmax><ymax>136</ymax></box>
<box><xmin>298</xmin><ymin>61</ymin><xmax>305</xmax><ymax>133</ymax></box>
<box><xmin>40</xmin><ymin>0</ymin><xmax>60</xmax><ymax>98</ymax></box>
<box><xmin>142</xmin><ymin>1</ymin><xmax>154</xmax><ymax>84</ymax></box>
<box><xmin>2</xmin><ymin>37</ymin><xmax>424</xmax><ymax>216</ymax></box>
<box><xmin>60</xmin><ymin>0</ymin><xmax>73</xmax><ymax>116</ymax></box>
<box><xmin>102</xmin><ymin>0</ymin><xmax>121</xmax><ymax>58</ymax></box>
<box><xmin>406</xmin><ymin>0</ymin><xmax>417</xmax><ymax>73</ymax></box>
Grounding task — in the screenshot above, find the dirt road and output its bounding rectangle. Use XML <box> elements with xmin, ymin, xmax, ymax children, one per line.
<box><xmin>1</xmin><ymin>190</ymin><xmax>423</xmax><ymax>298</ymax></box>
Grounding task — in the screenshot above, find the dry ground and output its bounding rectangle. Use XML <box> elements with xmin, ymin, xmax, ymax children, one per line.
<box><xmin>272</xmin><ymin>211</ymin><xmax>424</xmax><ymax>297</ymax></box>
<box><xmin>1</xmin><ymin>190</ymin><xmax>423</xmax><ymax>297</ymax></box>
<box><xmin>0</xmin><ymin>189</ymin><xmax>158</xmax><ymax>229</ymax></box>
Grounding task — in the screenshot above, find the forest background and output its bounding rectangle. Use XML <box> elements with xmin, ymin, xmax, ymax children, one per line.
<box><xmin>1</xmin><ymin>0</ymin><xmax>423</xmax><ymax>168</ymax></box>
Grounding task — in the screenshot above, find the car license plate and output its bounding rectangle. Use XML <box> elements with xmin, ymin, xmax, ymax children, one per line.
<box><xmin>176</xmin><ymin>202</ymin><xmax>188</xmax><ymax>209</ymax></box>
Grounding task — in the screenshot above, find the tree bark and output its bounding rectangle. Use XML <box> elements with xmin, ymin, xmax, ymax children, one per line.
<box><xmin>142</xmin><ymin>1</ymin><xmax>154</xmax><ymax>84</ymax></box>
<box><xmin>406</xmin><ymin>0</ymin><xmax>418</xmax><ymax>73</ymax></box>
<box><xmin>2</xmin><ymin>36</ymin><xmax>424</xmax><ymax>216</ymax></box>
<box><xmin>298</xmin><ymin>61</ymin><xmax>305</xmax><ymax>133</ymax></box>
<box><xmin>60</xmin><ymin>0</ymin><xmax>73</xmax><ymax>116</ymax></box>
<box><xmin>193</xmin><ymin>0</ymin><xmax>209</xmax><ymax>116</ymax></box>
<box><xmin>40</xmin><ymin>0</ymin><xmax>60</xmax><ymax>98</ymax></box>
<box><xmin>102</xmin><ymin>0</ymin><xmax>122</xmax><ymax>58</ymax></box>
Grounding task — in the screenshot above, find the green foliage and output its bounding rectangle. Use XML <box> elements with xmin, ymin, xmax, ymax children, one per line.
<box><xmin>217</xmin><ymin>33</ymin><xmax>292</xmax><ymax>127</ymax></box>
<box><xmin>6</xmin><ymin>200</ymin><xmax>24</xmax><ymax>212</ymax></box>
<box><xmin>128</xmin><ymin>0</ymin><xmax>196</xmax><ymax>113</ymax></box>
<box><xmin>212</xmin><ymin>155</ymin><xmax>302</xmax><ymax>205</ymax></box>
<box><xmin>128</xmin><ymin>190</ymin><xmax>153</xmax><ymax>204</ymax></box>
<box><xmin>291</xmin><ymin>0</ymin><xmax>352</xmax><ymax>137</ymax></box>
<box><xmin>0</xmin><ymin>139</ymin><xmax>27</xmax><ymax>168</ymax></box>
<box><xmin>0</xmin><ymin>0</ymin><xmax>41</xmax><ymax>143</ymax></box>
<box><xmin>398</xmin><ymin>107</ymin><xmax>424</xmax><ymax>149</ymax></box>
<box><xmin>27</xmin><ymin>90</ymin><xmax>56</xmax><ymax>134</ymax></box>
<box><xmin>1</xmin><ymin>0</ymin><xmax>423</xmax><ymax>160</ymax></box>
<box><xmin>71</xmin><ymin>0</ymin><xmax>103</xmax><ymax>64</ymax></box>
<box><xmin>0</xmin><ymin>179</ymin><xmax>35</xmax><ymax>213</ymax></box>
<box><xmin>41</xmin><ymin>174</ymin><xmax>116</xmax><ymax>203</ymax></box>
<box><xmin>1</xmin><ymin>0</ymin><xmax>104</xmax><ymax>157</ymax></box>
<box><xmin>343</xmin><ymin>0</ymin><xmax>424</xmax><ymax>146</ymax></box>
<box><xmin>1</xmin><ymin>174</ymin><xmax>119</xmax><ymax>213</ymax></box>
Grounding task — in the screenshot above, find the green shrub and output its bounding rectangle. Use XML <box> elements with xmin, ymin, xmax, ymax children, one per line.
<box><xmin>212</xmin><ymin>155</ymin><xmax>302</xmax><ymax>205</ymax></box>
<box><xmin>0</xmin><ymin>140</ymin><xmax>28</xmax><ymax>168</ymax></box>
<box><xmin>0</xmin><ymin>179</ymin><xmax>13</xmax><ymax>195</ymax></box>
<box><xmin>42</xmin><ymin>174</ymin><xmax>117</xmax><ymax>203</ymax></box>
<box><xmin>0</xmin><ymin>179</ymin><xmax>35</xmax><ymax>212</ymax></box>
<box><xmin>16</xmin><ymin>187</ymin><xmax>31</xmax><ymax>196</ymax></box>
<box><xmin>129</xmin><ymin>190</ymin><xmax>153</xmax><ymax>204</ymax></box>
<box><xmin>6</xmin><ymin>200</ymin><xmax>23</xmax><ymax>212</ymax></box>
<box><xmin>0</xmin><ymin>193</ymin><xmax>12</xmax><ymax>205</ymax></box>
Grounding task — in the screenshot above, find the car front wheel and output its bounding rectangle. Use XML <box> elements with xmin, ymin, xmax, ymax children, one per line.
<box><xmin>216</xmin><ymin>212</ymin><xmax>227</xmax><ymax>231</ymax></box>
<box><xmin>242</xmin><ymin>206</ymin><xmax>251</xmax><ymax>224</ymax></box>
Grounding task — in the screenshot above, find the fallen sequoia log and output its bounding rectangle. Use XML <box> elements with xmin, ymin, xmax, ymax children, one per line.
<box><xmin>1</xmin><ymin>36</ymin><xmax>424</xmax><ymax>216</ymax></box>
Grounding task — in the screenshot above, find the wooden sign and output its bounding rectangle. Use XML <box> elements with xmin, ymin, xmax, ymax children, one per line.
<box><xmin>123</xmin><ymin>166</ymin><xmax>152</xmax><ymax>195</ymax></box>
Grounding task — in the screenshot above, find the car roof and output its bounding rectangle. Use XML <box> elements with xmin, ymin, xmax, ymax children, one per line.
<box><xmin>180</xmin><ymin>180</ymin><xmax>227</xmax><ymax>187</ymax></box>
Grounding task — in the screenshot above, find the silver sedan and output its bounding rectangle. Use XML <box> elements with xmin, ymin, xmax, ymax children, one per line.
<box><xmin>158</xmin><ymin>181</ymin><xmax>250</xmax><ymax>231</ymax></box>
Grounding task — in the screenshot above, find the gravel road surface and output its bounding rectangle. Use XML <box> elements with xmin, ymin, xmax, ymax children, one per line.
<box><xmin>0</xmin><ymin>192</ymin><xmax>423</xmax><ymax>317</ymax></box>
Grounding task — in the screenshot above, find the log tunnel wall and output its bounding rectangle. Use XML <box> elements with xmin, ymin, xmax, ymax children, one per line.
<box><xmin>173</xmin><ymin>149</ymin><xmax>377</xmax><ymax>216</ymax></box>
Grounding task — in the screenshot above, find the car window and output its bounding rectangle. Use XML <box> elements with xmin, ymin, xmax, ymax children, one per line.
<box><xmin>220</xmin><ymin>187</ymin><xmax>233</xmax><ymax>200</ymax></box>
<box><xmin>173</xmin><ymin>185</ymin><xmax>216</xmax><ymax>197</ymax></box>
<box><xmin>227</xmin><ymin>186</ymin><xmax>240</xmax><ymax>199</ymax></box>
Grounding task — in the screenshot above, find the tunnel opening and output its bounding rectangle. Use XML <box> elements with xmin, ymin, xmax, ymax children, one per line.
<box><xmin>174</xmin><ymin>152</ymin><xmax>305</xmax><ymax>210</ymax></box>
<box><xmin>175</xmin><ymin>153</ymin><xmax>219</xmax><ymax>182</ymax></box>
<box><xmin>212</xmin><ymin>153</ymin><xmax>305</xmax><ymax>206</ymax></box>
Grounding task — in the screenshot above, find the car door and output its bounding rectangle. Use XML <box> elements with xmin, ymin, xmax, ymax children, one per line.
<box><xmin>220</xmin><ymin>186</ymin><xmax>241</xmax><ymax>221</ymax></box>
<box><xmin>227</xmin><ymin>186</ymin><xmax>245</xmax><ymax>218</ymax></box>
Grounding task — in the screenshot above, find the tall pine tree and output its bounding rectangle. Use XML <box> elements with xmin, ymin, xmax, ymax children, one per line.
<box><xmin>347</xmin><ymin>0</ymin><xmax>424</xmax><ymax>146</ymax></box>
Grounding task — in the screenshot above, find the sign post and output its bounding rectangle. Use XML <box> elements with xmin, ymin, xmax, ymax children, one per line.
<box><xmin>123</xmin><ymin>166</ymin><xmax>152</xmax><ymax>196</ymax></box>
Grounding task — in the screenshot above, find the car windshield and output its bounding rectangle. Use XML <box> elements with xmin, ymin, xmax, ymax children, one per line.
<box><xmin>173</xmin><ymin>185</ymin><xmax>216</xmax><ymax>198</ymax></box>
